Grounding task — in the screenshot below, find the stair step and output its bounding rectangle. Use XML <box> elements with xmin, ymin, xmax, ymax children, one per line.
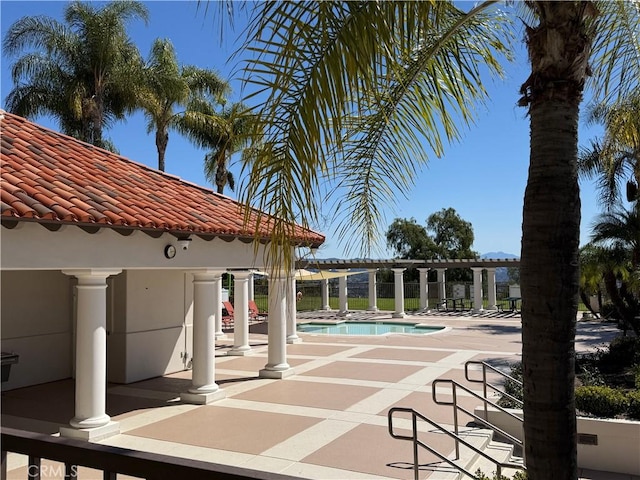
<box><xmin>425</xmin><ymin>427</ymin><xmax>494</xmax><ymax>480</ymax></box>
<box><xmin>464</xmin><ymin>439</ymin><xmax>524</xmax><ymax>480</ymax></box>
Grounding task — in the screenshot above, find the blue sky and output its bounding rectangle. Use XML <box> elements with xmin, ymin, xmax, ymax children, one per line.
<box><xmin>1</xmin><ymin>1</ymin><xmax>604</xmax><ymax>259</ymax></box>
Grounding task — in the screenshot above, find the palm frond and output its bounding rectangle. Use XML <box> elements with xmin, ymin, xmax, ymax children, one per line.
<box><xmin>237</xmin><ymin>0</ymin><xmax>511</xmax><ymax>266</ymax></box>
<box><xmin>589</xmin><ymin>0</ymin><xmax>640</xmax><ymax>103</ymax></box>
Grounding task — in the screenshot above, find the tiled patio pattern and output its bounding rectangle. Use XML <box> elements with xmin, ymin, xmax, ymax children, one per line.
<box><xmin>2</xmin><ymin>312</ymin><xmax>633</xmax><ymax>480</ymax></box>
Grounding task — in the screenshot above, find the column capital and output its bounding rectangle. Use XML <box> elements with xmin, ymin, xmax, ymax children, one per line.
<box><xmin>191</xmin><ymin>270</ymin><xmax>225</xmax><ymax>282</ymax></box>
<box><xmin>227</xmin><ymin>269</ymin><xmax>253</xmax><ymax>279</ymax></box>
<box><xmin>62</xmin><ymin>269</ymin><xmax>121</xmax><ymax>280</ymax></box>
<box><xmin>417</xmin><ymin>267</ymin><xmax>431</xmax><ymax>273</ymax></box>
<box><xmin>471</xmin><ymin>266</ymin><xmax>484</xmax><ymax>273</ymax></box>
<box><xmin>391</xmin><ymin>267</ymin><xmax>406</xmax><ymax>274</ymax></box>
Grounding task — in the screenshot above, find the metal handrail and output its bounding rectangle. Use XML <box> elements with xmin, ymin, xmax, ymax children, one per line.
<box><xmin>432</xmin><ymin>379</ymin><xmax>524</xmax><ymax>452</ymax></box>
<box><xmin>388</xmin><ymin>407</ymin><xmax>519</xmax><ymax>480</ymax></box>
<box><xmin>464</xmin><ymin>360</ymin><xmax>523</xmax><ymax>420</ymax></box>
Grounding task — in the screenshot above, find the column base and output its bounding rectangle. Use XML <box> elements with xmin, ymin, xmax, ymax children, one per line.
<box><xmin>181</xmin><ymin>389</ymin><xmax>226</xmax><ymax>405</ymax></box>
<box><xmin>338</xmin><ymin>311</ymin><xmax>351</xmax><ymax>317</ymax></box>
<box><xmin>259</xmin><ymin>367</ymin><xmax>295</xmax><ymax>379</ymax></box>
<box><xmin>227</xmin><ymin>346</ymin><xmax>253</xmax><ymax>356</ymax></box>
<box><xmin>473</xmin><ymin>308</ymin><xmax>485</xmax><ymax>314</ymax></box>
<box><xmin>287</xmin><ymin>335</ymin><xmax>303</xmax><ymax>344</ymax></box>
<box><xmin>367</xmin><ymin>307</ymin><xmax>379</xmax><ymax>312</ymax></box>
<box><xmin>392</xmin><ymin>312</ymin><xmax>406</xmax><ymax>318</ymax></box>
<box><xmin>60</xmin><ymin>421</ymin><xmax>120</xmax><ymax>441</ymax></box>
<box><xmin>215</xmin><ymin>332</ymin><xmax>227</xmax><ymax>339</ymax></box>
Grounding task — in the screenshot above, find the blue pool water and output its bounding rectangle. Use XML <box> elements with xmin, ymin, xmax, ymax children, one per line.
<box><xmin>297</xmin><ymin>321</ymin><xmax>444</xmax><ymax>335</ymax></box>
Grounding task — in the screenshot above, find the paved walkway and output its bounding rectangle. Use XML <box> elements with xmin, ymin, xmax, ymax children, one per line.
<box><xmin>1</xmin><ymin>311</ymin><xmax>634</xmax><ymax>480</ymax></box>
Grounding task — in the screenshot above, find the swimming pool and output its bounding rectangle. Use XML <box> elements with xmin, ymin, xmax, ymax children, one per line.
<box><xmin>297</xmin><ymin>321</ymin><xmax>445</xmax><ymax>335</ymax></box>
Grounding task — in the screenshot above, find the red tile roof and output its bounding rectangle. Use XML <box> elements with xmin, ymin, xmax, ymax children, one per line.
<box><xmin>0</xmin><ymin>111</ymin><xmax>324</xmax><ymax>246</ymax></box>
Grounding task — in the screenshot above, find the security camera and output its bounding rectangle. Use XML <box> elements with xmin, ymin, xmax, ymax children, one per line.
<box><xmin>177</xmin><ymin>237</ymin><xmax>192</xmax><ymax>250</ymax></box>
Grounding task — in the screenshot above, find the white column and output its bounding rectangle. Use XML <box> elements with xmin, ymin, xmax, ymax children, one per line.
<box><xmin>392</xmin><ymin>268</ymin><xmax>406</xmax><ymax>318</ymax></box>
<box><xmin>248</xmin><ymin>272</ymin><xmax>255</xmax><ymax>301</ymax></box>
<box><xmin>287</xmin><ymin>274</ymin><xmax>301</xmax><ymax>343</ymax></box>
<box><xmin>486</xmin><ymin>267</ymin><xmax>498</xmax><ymax>310</ymax></box>
<box><xmin>182</xmin><ymin>271</ymin><xmax>226</xmax><ymax>404</ymax></box>
<box><xmin>436</xmin><ymin>268</ymin><xmax>447</xmax><ymax>303</ymax></box>
<box><xmin>213</xmin><ymin>272</ymin><xmax>225</xmax><ymax>339</ymax></box>
<box><xmin>60</xmin><ymin>269</ymin><xmax>121</xmax><ymax>441</ymax></box>
<box><xmin>367</xmin><ymin>269</ymin><xmax>378</xmax><ymax>311</ymax></box>
<box><xmin>418</xmin><ymin>268</ymin><xmax>430</xmax><ymax>311</ymax></box>
<box><xmin>471</xmin><ymin>267</ymin><xmax>484</xmax><ymax>312</ymax></box>
<box><xmin>260</xmin><ymin>271</ymin><xmax>294</xmax><ymax>379</ymax></box>
<box><xmin>338</xmin><ymin>271</ymin><xmax>349</xmax><ymax>316</ymax></box>
<box><xmin>228</xmin><ymin>271</ymin><xmax>252</xmax><ymax>356</ymax></box>
<box><xmin>321</xmin><ymin>278</ymin><xmax>331</xmax><ymax>310</ymax></box>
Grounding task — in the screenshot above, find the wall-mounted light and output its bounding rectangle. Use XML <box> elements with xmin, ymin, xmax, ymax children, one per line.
<box><xmin>177</xmin><ymin>236</ymin><xmax>192</xmax><ymax>250</ymax></box>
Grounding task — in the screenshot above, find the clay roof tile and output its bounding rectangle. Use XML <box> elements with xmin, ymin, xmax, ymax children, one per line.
<box><xmin>0</xmin><ymin>111</ymin><xmax>324</xmax><ymax>246</ymax></box>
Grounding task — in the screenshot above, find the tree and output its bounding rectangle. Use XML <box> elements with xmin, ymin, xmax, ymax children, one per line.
<box><xmin>426</xmin><ymin>208</ymin><xmax>477</xmax><ymax>259</ymax></box>
<box><xmin>386</xmin><ymin>218</ymin><xmax>437</xmax><ymax>260</ymax></box>
<box><xmin>201</xmin><ymin>102</ymin><xmax>254</xmax><ymax>194</ymax></box>
<box><xmin>578</xmin><ymin>94</ymin><xmax>640</xmax><ymax>207</ymax></box>
<box><xmin>233</xmin><ymin>2</ymin><xmax>640</xmax><ymax>478</ymax></box>
<box><xmin>3</xmin><ymin>1</ymin><xmax>148</xmax><ymax>149</ymax></box>
<box><xmin>386</xmin><ymin>210</ymin><xmax>477</xmax><ymax>281</ymax></box>
<box><xmin>589</xmin><ymin>205</ymin><xmax>640</xmax><ymax>334</ymax></box>
<box><xmin>138</xmin><ymin>38</ymin><xmax>229</xmax><ymax>171</ymax></box>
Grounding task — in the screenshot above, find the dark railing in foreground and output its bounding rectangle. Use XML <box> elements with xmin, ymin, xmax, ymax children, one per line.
<box><xmin>1</xmin><ymin>427</ymin><xmax>300</xmax><ymax>480</ymax></box>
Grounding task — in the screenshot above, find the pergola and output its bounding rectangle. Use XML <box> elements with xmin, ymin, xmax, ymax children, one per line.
<box><xmin>293</xmin><ymin>258</ymin><xmax>521</xmax><ymax>317</ymax></box>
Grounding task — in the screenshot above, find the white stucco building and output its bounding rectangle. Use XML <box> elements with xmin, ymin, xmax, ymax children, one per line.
<box><xmin>0</xmin><ymin>111</ymin><xmax>324</xmax><ymax>439</ymax></box>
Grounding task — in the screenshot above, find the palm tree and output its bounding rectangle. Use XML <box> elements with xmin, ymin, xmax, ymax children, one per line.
<box><xmin>231</xmin><ymin>2</ymin><xmax>639</xmax><ymax>478</ymax></box>
<box><xmin>175</xmin><ymin>100</ymin><xmax>255</xmax><ymax>194</ymax></box>
<box><xmin>138</xmin><ymin>38</ymin><xmax>229</xmax><ymax>172</ymax></box>
<box><xmin>203</xmin><ymin>103</ymin><xmax>255</xmax><ymax>194</ymax></box>
<box><xmin>579</xmin><ymin>243</ymin><xmax>609</xmax><ymax>316</ymax></box>
<box><xmin>590</xmin><ymin>206</ymin><xmax>640</xmax><ymax>334</ymax></box>
<box><xmin>3</xmin><ymin>1</ymin><xmax>148</xmax><ymax>149</ymax></box>
<box><xmin>579</xmin><ymin>94</ymin><xmax>640</xmax><ymax>207</ymax></box>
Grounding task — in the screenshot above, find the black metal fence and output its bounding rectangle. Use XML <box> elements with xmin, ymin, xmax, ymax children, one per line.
<box><xmin>252</xmin><ymin>280</ymin><xmax>514</xmax><ymax>312</ymax></box>
<box><xmin>1</xmin><ymin>427</ymin><xmax>300</xmax><ymax>480</ymax></box>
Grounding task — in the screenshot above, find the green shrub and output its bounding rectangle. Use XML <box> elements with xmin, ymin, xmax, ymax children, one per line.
<box><xmin>633</xmin><ymin>364</ymin><xmax>640</xmax><ymax>389</ymax></box>
<box><xmin>598</xmin><ymin>336</ymin><xmax>640</xmax><ymax>373</ymax></box>
<box><xmin>578</xmin><ymin>363</ymin><xmax>605</xmax><ymax>386</ymax></box>
<box><xmin>575</xmin><ymin>386</ymin><xmax>629</xmax><ymax>417</ymax></box>
<box><xmin>475</xmin><ymin>469</ymin><xmax>527</xmax><ymax>480</ymax></box>
<box><xmin>626</xmin><ymin>390</ymin><xmax>640</xmax><ymax>420</ymax></box>
<box><xmin>498</xmin><ymin>362</ymin><xmax>524</xmax><ymax>408</ymax></box>
<box><xmin>600</xmin><ymin>303</ymin><xmax>620</xmax><ymax>320</ymax></box>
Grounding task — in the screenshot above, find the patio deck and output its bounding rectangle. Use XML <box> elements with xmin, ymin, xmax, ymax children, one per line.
<box><xmin>2</xmin><ymin>311</ymin><xmax>633</xmax><ymax>480</ymax></box>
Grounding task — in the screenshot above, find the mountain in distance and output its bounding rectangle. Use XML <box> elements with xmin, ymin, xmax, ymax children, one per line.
<box><xmin>481</xmin><ymin>252</ymin><xmax>519</xmax><ymax>283</ymax></box>
<box><xmin>481</xmin><ymin>251</ymin><xmax>519</xmax><ymax>259</ymax></box>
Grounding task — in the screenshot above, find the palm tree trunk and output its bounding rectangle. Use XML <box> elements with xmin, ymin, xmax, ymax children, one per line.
<box><xmin>156</xmin><ymin>128</ymin><xmax>169</xmax><ymax>172</ymax></box>
<box><xmin>522</xmin><ymin>96</ymin><xmax>581</xmax><ymax>480</ymax></box>
<box><xmin>520</xmin><ymin>4</ymin><xmax>593</xmax><ymax>478</ymax></box>
<box><xmin>215</xmin><ymin>153</ymin><xmax>227</xmax><ymax>194</ymax></box>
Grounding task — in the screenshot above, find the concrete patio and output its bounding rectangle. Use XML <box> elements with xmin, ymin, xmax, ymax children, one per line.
<box><xmin>2</xmin><ymin>311</ymin><xmax>633</xmax><ymax>480</ymax></box>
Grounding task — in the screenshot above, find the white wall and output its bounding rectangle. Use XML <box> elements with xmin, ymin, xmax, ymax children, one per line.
<box><xmin>119</xmin><ymin>270</ymin><xmax>190</xmax><ymax>383</ymax></box>
<box><xmin>476</xmin><ymin>406</ymin><xmax>640</xmax><ymax>475</ymax></box>
<box><xmin>2</xmin><ymin>222</ymin><xmax>270</xmax><ymax>271</ymax></box>
<box><xmin>1</xmin><ymin>271</ymin><xmax>73</xmax><ymax>390</ymax></box>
